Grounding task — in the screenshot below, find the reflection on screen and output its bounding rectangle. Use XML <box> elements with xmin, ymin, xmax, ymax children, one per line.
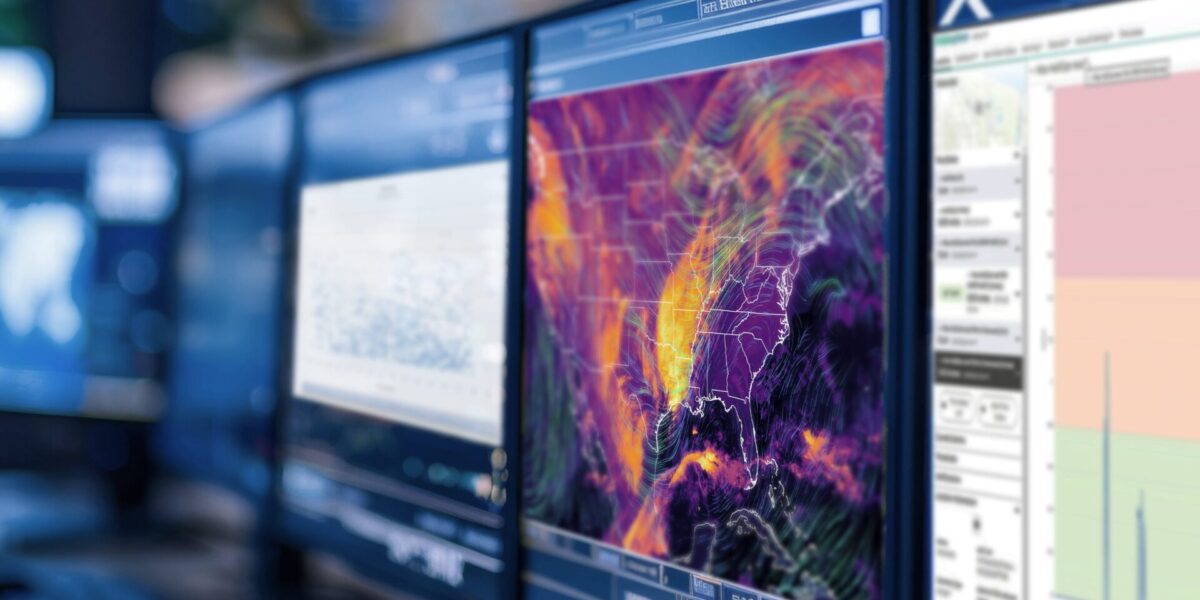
<box><xmin>523</xmin><ymin>1</ymin><xmax>887</xmax><ymax>598</ymax></box>
<box><xmin>282</xmin><ymin>38</ymin><xmax>514</xmax><ymax>599</ymax></box>
<box><xmin>931</xmin><ymin>1</ymin><xmax>1200</xmax><ymax>598</ymax></box>
<box><xmin>158</xmin><ymin>95</ymin><xmax>292</xmax><ymax>496</ymax></box>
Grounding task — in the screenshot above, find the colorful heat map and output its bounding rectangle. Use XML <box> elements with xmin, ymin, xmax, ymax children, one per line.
<box><xmin>523</xmin><ymin>43</ymin><xmax>886</xmax><ymax>598</ymax></box>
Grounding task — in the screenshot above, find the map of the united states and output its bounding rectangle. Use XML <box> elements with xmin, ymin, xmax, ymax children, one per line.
<box><xmin>523</xmin><ymin>43</ymin><xmax>888</xmax><ymax>598</ymax></box>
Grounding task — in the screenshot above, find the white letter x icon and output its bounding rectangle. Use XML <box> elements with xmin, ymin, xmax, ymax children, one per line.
<box><xmin>940</xmin><ymin>0</ymin><xmax>994</xmax><ymax>26</ymax></box>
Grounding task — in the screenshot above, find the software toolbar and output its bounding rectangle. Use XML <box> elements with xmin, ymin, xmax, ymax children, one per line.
<box><xmin>525</xmin><ymin>521</ymin><xmax>780</xmax><ymax>600</ymax></box>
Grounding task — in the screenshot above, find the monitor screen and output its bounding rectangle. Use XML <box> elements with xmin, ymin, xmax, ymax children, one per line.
<box><xmin>281</xmin><ymin>38</ymin><xmax>516</xmax><ymax>598</ymax></box>
<box><xmin>0</xmin><ymin>119</ymin><xmax>176</xmax><ymax>420</ymax></box>
<box><xmin>523</xmin><ymin>1</ymin><xmax>888</xmax><ymax>598</ymax></box>
<box><xmin>930</xmin><ymin>1</ymin><xmax>1200</xmax><ymax>598</ymax></box>
<box><xmin>158</xmin><ymin>94</ymin><xmax>294</xmax><ymax>496</ymax></box>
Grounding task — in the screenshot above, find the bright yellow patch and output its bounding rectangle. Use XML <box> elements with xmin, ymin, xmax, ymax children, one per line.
<box><xmin>656</xmin><ymin>220</ymin><xmax>712</xmax><ymax>410</ymax></box>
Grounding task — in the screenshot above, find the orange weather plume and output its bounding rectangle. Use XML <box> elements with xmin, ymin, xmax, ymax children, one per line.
<box><xmin>655</xmin><ymin>219</ymin><xmax>713</xmax><ymax>411</ymax></box>
<box><xmin>800</xmin><ymin>429</ymin><xmax>863</xmax><ymax>502</ymax></box>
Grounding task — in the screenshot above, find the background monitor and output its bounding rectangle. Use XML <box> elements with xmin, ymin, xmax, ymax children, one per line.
<box><xmin>930</xmin><ymin>0</ymin><xmax>1200</xmax><ymax>598</ymax></box>
<box><xmin>522</xmin><ymin>1</ymin><xmax>890</xmax><ymax>598</ymax></box>
<box><xmin>156</xmin><ymin>92</ymin><xmax>294</xmax><ymax>498</ymax></box>
<box><xmin>279</xmin><ymin>36</ymin><xmax>518</xmax><ymax>598</ymax></box>
<box><xmin>0</xmin><ymin>119</ymin><xmax>177</xmax><ymax>421</ymax></box>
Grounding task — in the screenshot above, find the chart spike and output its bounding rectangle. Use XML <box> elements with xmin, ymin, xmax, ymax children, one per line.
<box><xmin>1137</xmin><ymin>491</ymin><xmax>1147</xmax><ymax>600</ymax></box>
<box><xmin>1103</xmin><ymin>352</ymin><xmax>1111</xmax><ymax>600</ymax></box>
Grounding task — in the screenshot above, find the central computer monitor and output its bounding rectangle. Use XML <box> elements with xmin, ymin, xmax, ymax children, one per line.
<box><xmin>929</xmin><ymin>1</ymin><xmax>1200</xmax><ymax>598</ymax></box>
<box><xmin>522</xmin><ymin>1</ymin><xmax>890</xmax><ymax>598</ymax></box>
<box><xmin>279</xmin><ymin>36</ymin><xmax>519</xmax><ymax>598</ymax></box>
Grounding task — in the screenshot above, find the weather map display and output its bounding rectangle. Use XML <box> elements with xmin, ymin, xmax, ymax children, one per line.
<box><xmin>281</xmin><ymin>38</ymin><xmax>516</xmax><ymax>599</ymax></box>
<box><xmin>931</xmin><ymin>1</ymin><xmax>1200</xmax><ymax>598</ymax></box>
<box><xmin>522</xmin><ymin>1</ymin><xmax>888</xmax><ymax>599</ymax></box>
<box><xmin>0</xmin><ymin>119</ymin><xmax>176</xmax><ymax>420</ymax></box>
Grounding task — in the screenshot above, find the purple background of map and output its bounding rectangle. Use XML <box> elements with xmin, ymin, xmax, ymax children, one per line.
<box><xmin>523</xmin><ymin>42</ymin><xmax>887</xmax><ymax>598</ymax></box>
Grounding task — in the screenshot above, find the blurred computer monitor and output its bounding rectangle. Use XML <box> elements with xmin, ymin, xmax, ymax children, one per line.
<box><xmin>521</xmin><ymin>1</ymin><xmax>889</xmax><ymax>598</ymax></box>
<box><xmin>0</xmin><ymin>119</ymin><xmax>177</xmax><ymax>422</ymax></box>
<box><xmin>929</xmin><ymin>1</ymin><xmax>1200</xmax><ymax>598</ymax></box>
<box><xmin>278</xmin><ymin>36</ymin><xmax>518</xmax><ymax>598</ymax></box>
<box><xmin>156</xmin><ymin>92</ymin><xmax>295</xmax><ymax>498</ymax></box>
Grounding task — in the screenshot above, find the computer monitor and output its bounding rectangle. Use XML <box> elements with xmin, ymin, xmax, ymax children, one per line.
<box><xmin>930</xmin><ymin>1</ymin><xmax>1200</xmax><ymax>598</ymax></box>
<box><xmin>0</xmin><ymin>119</ymin><xmax>177</xmax><ymax>420</ymax></box>
<box><xmin>279</xmin><ymin>37</ymin><xmax>518</xmax><ymax>598</ymax></box>
<box><xmin>157</xmin><ymin>93</ymin><xmax>295</xmax><ymax>497</ymax></box>
<box><xmin>522</xmin><ymin>1</ymin><xmax>889</xmax><ymax>598</ymax></box>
